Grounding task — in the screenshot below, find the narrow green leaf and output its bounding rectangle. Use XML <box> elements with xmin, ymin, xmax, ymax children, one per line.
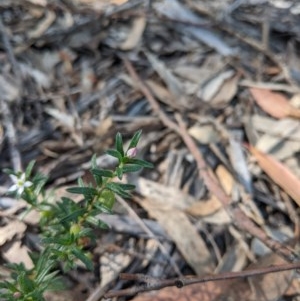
<box><xmin>125</xmin><ymin>158</ymin><xmax>154</xmax><ymax>168</ymax></box>
<box><xmin>91</xmin><ymin>154</ymin><xmax>97</xmax><ymax>169</ymax></box>
<box><xmin>78</xmin><ymin>177</ymin><xmax>85</xmax><ymax>187</ymax></box>
<box><xmin>116</xmin><ymin>167</ymin><xmax>123</xmax><ymax>180</ymax></box>
<box><xmin>106</xmin><ymin>149</ymin><xmax>123</xmax><ymax>162</ymax></box>
<box><xmin>108</xmin><ymin>182</ymin><xmax>135</xmax><ymax>190</ymax></box>
<box><xmin>94</xmin><ymin>202</ymin><xmax>113</xmax><ymax>214</ymax></box>
<box><xmin>42</xmin><ymin>236</ymin><xmax>72</xmax><ymax>246</ymax></box>
<box><xmin>59</xmin><ymin>208</ymin><xmax>86</xmax><ymax>224</ymax></box>
<box><xmin>127</xmin><ymin>130</ymin><xmax>142</xmax><ymax>150</ymax></box>
<box><xmin>86</xmin><ymin>216</ymin><xmax>109</xmax><ymax>228</ymax></box>
<box><xmin>18</xmin><ymin>272</ymin><xmax>35</xmax><ymax>294</ymax></box>
<box><xmin>71</xmin><ymin>248</ymin><xmax>93</xmax><ymax>270</ymax></box>
<box><xmin>122</xmin><ymin>164</ymin><xmax>142</xmax><ymax>173</ymax></box>
<box><xmin>25</xmin><ymin>160</ymin><xmax>35</xmax><ymax>178</ymax></box>
<box><xmin>115</xmin><ymin>132</ymin><xmax>124</xmax><ymax>156</ymax></box>
<box><xmin>67</xmin><ymin>187</ymin><xmax>97</xmax><ymax>196</ymax></box>
<box><xmin>91</xmin><ymin>168</ymin><xmax>114</xmax><ymax>178</ymax></box>
<box><xmin>105</xmin><ymin>183</ymin><xmax>131</xmax><ymax>198</ymax></box>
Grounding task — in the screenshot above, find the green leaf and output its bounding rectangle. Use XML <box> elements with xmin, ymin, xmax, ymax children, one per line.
<box><xmin>42</xmin><ymin>236</ymin><xmax>72</xmax><ymax>246</ymax></box>
<box><xmin>67</xmin><ymin>187</ymin><xmax>97</xmax><ymax>197</ymax></box>
<box><xmin>106</xmin><ymin>182</ymin><xmax>135</xmax><ymax>190</ymax></box>
<box><xmin>116</xmin><ymin>167</ymin><xmax>123</xmax><ymax>180</ymax></box>
<box><xmin>94</xmin><ymin>202</ymin><xmax>113</xmax><ymax>214</ymax></box>
<box><xmin>91</xmin><ymin>154</ymin><xmax>97</xmax><ymax>169</ymax></box>
<box><xmin>125</xmin><ymin>158</ymin><xmax>153</xmax><ymax>168</ymax></box>
<box><xmin>105</xmin><ymin>182</ymin><xmax>132</xmax><ymax>198</ymax></box>
<box><xmin>71</xmin><ymin>248</ymin><xmax>93</xmax><ymax>270</ymax></box>
<box><xmin>127</xmin><ymin>130</ymin><xmax>142</xmax><ymax>150</ymax></box>
<box><xmin>25</xmin><ymin>160</ymin><xmax>35</xmax><ymax>178</ymax></box>
<box><xmin>86</xmin><ymin>216</ymin><xmax>109</xmax><ymax>228</ymax></box>
<box><xmin>91</xmin><ymin>168</ymin><xmax>114</xmax><ymax>178</ymax></box>
<box><xmin>106</xmin><ymin>149</ymin><xmax>123</xmax><ymax>162</ymax></box>
<box><xmin>59</xmin><ymin>208</ymin><xmax>86</xmax><ymax>224</ymax></box>
<box><xmin>18</xmin><ymin>272</ymin><xmax>35</xmax><ymax>294</ymax></box>
<box><xmin>115</xmin><ymin>132</ymin><xmax>124</xmax><ymax>156</ymax></box>
<box><xmin>122</xmin><ymin>164</ymin><xmax>142</xmax><ymax>173</ymax></box>
<box><xmin>78</xmin><ymin>177</ymin><xmax>85</xmax><ymax>187</ymax></box>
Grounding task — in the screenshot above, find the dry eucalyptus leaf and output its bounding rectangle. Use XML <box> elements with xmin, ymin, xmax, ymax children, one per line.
<box><xmin>249</xmin><ymin>88</ymin><xmax>300</xmax><ymax>119</ymax></box>
<box><xmin>0</xmin><ymin>220</ymin><xmax>27</xmax><ymax>246</ymax></box>
<box><xmin>140</xmin><ymin>199</ymin><xmax>213</xmax><ymax>275</ymax></box>
<box><xmin>200</xmin><ymin>70</ymin><xmax>235</xmax><ymax>102</ymax></box>
<box><xmin>188</xmin><ymin>124</ymin><xmax>220</xmax><ymax>144</ymax></box>
<box><xmin>250</xmin><ymin>145</ymin><xmax>300</xmax><ymax>207</ymax></box>
<box><xmin>2</xmin><ymin>241</ymin><xmax>33</xmax><ymax>269</ymax></box>
<box><xmin>120</xmin><ymin>16</ymin><xmax>146</xmax><ymax>50</ymax></box>
<box><xmin>185</xmin><ymin>195</ymin><xmax>223</xmax><ymax>217</ymax></box>
<box><xmin>210</xmin><ymin>73</ymin><xmax>239</xmax><ymax>106</ymax></box>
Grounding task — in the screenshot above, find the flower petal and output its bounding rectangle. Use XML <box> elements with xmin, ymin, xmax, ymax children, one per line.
<box><xmin>8</xmin><ymin>184</ymin><xmax>18</xmax><ymax>192</ymax></box>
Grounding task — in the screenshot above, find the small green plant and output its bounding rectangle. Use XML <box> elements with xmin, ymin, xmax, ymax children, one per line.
<box><xmin>0</xmin><ymin>130</ymin><xmax>153</xmax><ymax>301</ymax></box>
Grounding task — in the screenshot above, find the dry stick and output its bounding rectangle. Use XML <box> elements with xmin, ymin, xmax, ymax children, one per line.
<box><xmin>106</xmin><ymin>58</ymin><xmax>300</xmax><ymax>298</ymax></box>
<box><xmin>0</xmin><ymin>100</ymin><xmax>22</xmax><ymax>172</ymax></box>
<box><xmin>105</xmin><ymin>261</ymin><xmax>300</xmax><ymax>298</ymax></box>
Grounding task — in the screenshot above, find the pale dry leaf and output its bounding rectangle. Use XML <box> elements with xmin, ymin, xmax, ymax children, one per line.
<box><xmin>229</xmin><ymin>137</ymin><xmax>252</xmax><ymax>193</ymax></box>
<box><xmin>140</xmin><ymin>199</ymin><xmax>213</xmax><ymax>275</ymax></box>
<box><xmin>216</xmin><ymin>165</ymin><xmax>235</xmax><ymax>195</ymax></box>
<box><xmin>120</xmin><ymin>16</ymin><xmax>146</xmax><ymax>50</ymax></box>
<box><xmin>0</xmin><ymin>220</ymin><xmax>27</xmax><ymax>246</ymax></box>
<box><xmin>251</xmin><ymin>115</ymin><xmax>300</xmax><ymax>141</ymax></box>
<box><xmin>250</xmin><ymin>145</ymin><xmax>300</xmax><ymax>207</ymax></box>
<box><xmin>25</xmin><ymin>0</ymin><xmax>47</xmax><ymax>6</ymax></box>
<box><xmin>45</xmin><ymin>107</ymin><xmax>75</xmax><ymax>128</ymax></box>
<box><xmin>201</xmin><ymin>208</ymin><xmax>231</xmax><ymax>224</ymax></box>
<box><xmin>210</xmin><ymin>73</ymin><xmax>239</xmax><ymax>106</ymax></box>
<box><xmin>28</xmin><ymin>10</ymin><xmax>56</xmax><ymax>39</ymax></box>
<box><xmin>200</xmin><ymin>70</ymin><xmax>235</xmax><ymax>102</ymax></box>
<box><xmin>188</xmin><ymin>124</ymin><xmax>220</xmax><ymax>144</ymax></box>
<box><xmin>95</xmin><ymin>116</ymin><xmax>113</xmax><ymax>136</ymax></box>
<box><xmin>173</xmin><ymin>65</ymin><xmax>210</xmax><ymax>83</ymax></box>
<box><xmin>249</xmin><ymin>88</ymin><xmax>300</xmax><ymax>119</ymax></box>
<box><xmin>2</xmin><ymin>241</ymin><xmax>33</xmax><ymax>269</ymax></box>
<box><xmin>255</xmin><ymin>117</ymin><xmax>300</xmax><ymax>160</ymax></box>
<box><xmin>100</xmin><ymin>248</ymin><xmax>132</xmax><ymax>287</ymax></box>
<box><xmin>185</xmin><ymin>196</ymin><xmax>223</xmax><ymax>216</ymax></box>
<box><xmin>136</xmin><ymin>177</ymin><xmax>197</xmax><ymax>210</ymax></box>
<box><xmin>136</xmin><ymin>178</ymin><xmax>213</xmax><ymax>275</ymax></box>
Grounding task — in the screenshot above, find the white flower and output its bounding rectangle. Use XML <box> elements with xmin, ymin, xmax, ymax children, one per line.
<box><xmin>8</xmin><ymin>173</ymin><xmax>33</xmax><ymax>195</ymax></box>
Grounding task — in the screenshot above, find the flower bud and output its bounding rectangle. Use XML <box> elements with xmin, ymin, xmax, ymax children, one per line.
<box><xmin>13</xmin><ymin>292</ymin><xmax>22</xmax><ymax>298</ymax></box>
<box><xmin>126</xmin><ymin>147</ymin><xmax>137</xmax><ymax>158</ymax></box>
<box><xmin>70</xmin><ymin>223</ymin><xmax>81</xmax><ymax>236</ymax></box>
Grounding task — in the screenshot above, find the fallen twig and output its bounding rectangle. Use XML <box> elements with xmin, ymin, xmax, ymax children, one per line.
<box><xmin>105</xmin><ymin>261</ymin><xmax>300</xmax><ymax>297</ymax></box>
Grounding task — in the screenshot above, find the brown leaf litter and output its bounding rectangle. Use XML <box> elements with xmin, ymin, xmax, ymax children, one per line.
<box><xmin>1</xmin><ymin>0</ymin><xmax>300</xmax><ymax>300</ymax></box>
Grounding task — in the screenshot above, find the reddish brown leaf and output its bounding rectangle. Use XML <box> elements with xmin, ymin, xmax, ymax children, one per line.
<box><xmin>250</xmin><ymin>145</ymin><xmax>300</xmax><ymax>207</ymax></box>
<box><xmin>249</xmin><ymin>88</ymin><xmax>300</xmax><ymax>119</ymax></box>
